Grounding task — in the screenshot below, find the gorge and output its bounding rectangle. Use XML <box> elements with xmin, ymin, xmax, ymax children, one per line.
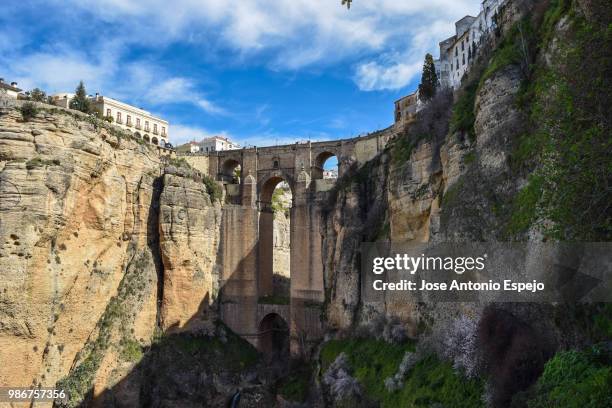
<box><xmin>0</xmin><ymin>0</ymin><xmax>610</xmax><ymax>407</ymax></box>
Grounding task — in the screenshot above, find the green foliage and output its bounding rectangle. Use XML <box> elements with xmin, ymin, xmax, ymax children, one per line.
<box><xmin>449</xmin><ymin>77</ymin><xmax>479</xmax><ymax>141</ymax></box>
<box><xmin>29</xmin><ymin>87</ymin><xmax>47</xmax><ymax>102</ymax></box>
<box><xmin>525</xmin><ymin>346</ymin><xmax>612</xmax><ymax>408</ymax></box>
<box><xmin>19</xmin><ymin>102</ymin><xmax>38</xmax><ymax>121</ymax></box>
<box><xmin>119</xmin><ymin>338</ymin><xmax>143</xmax><ymax>362</ymax></box>
<box><xmin>26</xmin><ymin>157</ymin><xmax>60</xmax><ymax>169</ymax></box>
<box><xmin>202</xmin><ymin>173</ymin><xmax>222</xmax><ymax>202</ymax></box>
<box><xmin>320</xmin><ymin>339</ymin><xmax>483</xmax><ymax>407</ymax></box>
<box><xmin>506</xmin><ymin>174</ymin><xmax>543</xmax><ymax>235</ymax></box>
<box><xmin>507</xmin><ymin>1</ymin><xmax>612</xmax><ymax>240</ymax></box>
<box><xmin>279</xmin><ymin>364</ymin><xmax>311</xmax><ymax>402</ymax></box>
<box><xmin>418</xmin><ymin>53</ymin><xmax>438</xmax><ymax>101</ymax></box>
<box><xmin>70</xmin><ymin>81</ymin><xmax>92</xmax><ymax>113</ymax></box>
<box><xmin>391</xmin><ymin>132</ymin><xmax>427</xmax><ymax>164</ymax></box>
<box><xmin>271</xmin><ymin>186</ymin><xmax>290</xmax><ymax>216</ymax></box>
<box><xmin>160</xmin><ymin>328</ymin><xmax>259</xmax><ymax>372</ymax></box>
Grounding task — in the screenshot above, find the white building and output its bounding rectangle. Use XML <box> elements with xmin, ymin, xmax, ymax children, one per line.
<box><xmin>51</xmin><ymin>93</ymin><xmax>170</xmax><ymax>147</ymax></box>
<box><xmin>0</xmin><ymin>79</ymin><xmax>22</xmax><ymax>98</ymax></box>
<box><xmin>436</xmin><ymin>0</ymin><xmax>505</xmax><ymax>89</ymax></box>
<box><xmin>323</xmin><ymin>168</ymin><xmax>338</xmax><ymax>179</ymax></box>
<box><xmin>198</xmin><ymin>136</ymin><xmax>240</xmax><ymax>153</ymax></box>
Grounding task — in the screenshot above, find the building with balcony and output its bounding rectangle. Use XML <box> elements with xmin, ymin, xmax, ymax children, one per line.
<box><xmin>51</xmin><ymin>93</ymin><xmax>170</xmax><ymax>147</ymax></box>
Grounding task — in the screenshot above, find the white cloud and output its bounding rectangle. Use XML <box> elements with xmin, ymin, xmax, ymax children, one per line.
<box><xmin>146</xmin><ymin>77</ymin><xmax>225</xmax><ymax>115</ymax></box>
<box><xmin>52</xmin><ymin>0</ymin><xmax>481</xmax><ymax>72</ymax></box>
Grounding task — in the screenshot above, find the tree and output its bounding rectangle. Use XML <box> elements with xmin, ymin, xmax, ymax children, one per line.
<box><xmin>70</xmin><ymin>81</ymin><xmax>91</xmax><ymax>113</ymax></box>
<box><xmin>418</xmin><ymin>53</ymin><xmax>438</xmax><ymax>101</ymax></box>
<box><xmin>29</xmin><ymin>88</ymin><xmax>47</xmax><ymax>102</ymax></box>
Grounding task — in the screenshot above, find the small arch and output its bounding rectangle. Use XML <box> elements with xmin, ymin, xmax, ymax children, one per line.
<box><xmin>258</xmin><ymin>313</ymin><xmax>289</xmax><ymax>357</ymax></box>
<box><xmin>143</xmin><ymin>134</ymin><xmax>150</xmax><ymax>143</ymax></box>
<box><xmin>134</xmin><ymin>132</ymin><xmax>141</xmax><ymax>138</ymax></box>
<box><xmin>161</xmin><ymin>138</ymin><xmax>167</xmax><ymax>147</ymax></box>
<box><xmin>312</xmin><ymin>151</ymin><xmax>340</xmax><ymax>191</ymax></box>
<box><xmin>151</xmin><ymin>136</ymin><xmax>159</xmax><ymax>146</ymax></box>
<box><xmin>220</xmin><ymin>158</ymin><xmax>241</xmax><ymax>184</ymax></box>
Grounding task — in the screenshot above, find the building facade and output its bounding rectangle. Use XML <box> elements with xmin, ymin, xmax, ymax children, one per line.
<box><xmin>90</xmin><ymin>95</ymin><xmax>169</xmax><ymax>147</ymax></box>
<box><xmin>0</xmin><ymin>79</ymin><xmax>22</xmax><ymax>98</ymax></box>
<box><xmin>395</xmin><ymin>0</ymin><xmax>506</xmax><ymax>122</ymax></box>
<box><xmin>197</xmin><ymin>136</ymin><xmax>240</xmax><ymax>153</ymax></box>
<box><xmin>394</xmin><ymin>91</ymin><xmax>419</xmax><ymax>127</ymax></box>
<box><xmin>51</xmin><ymin>93</ymin><xmax>170</xmax><ymax>147</ymax></box>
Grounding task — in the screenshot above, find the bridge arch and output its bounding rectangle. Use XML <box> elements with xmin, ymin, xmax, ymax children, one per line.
<box><xmin>220</xmin><ymin>158</ymin><xmax>241</xmax><ymax>183</ymax></box>
<box><xmin>258</xmin><ymin>174</ymin><xmax>293</xmax><ymax>298</ymax></box>
<box><xmin>258</xmin><ymin>313</ymin><xmax>289</xmax><ymax>357</ymax></box>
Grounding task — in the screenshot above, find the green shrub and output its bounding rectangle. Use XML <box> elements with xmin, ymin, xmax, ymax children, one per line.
<box><xmin>525</xmin><ymin>346</ymin><xmax>612</xmax><ymax>408</ymax></box>
<box><xmin>279</xmin><ymin>366</ymin><xmax>311</xmax><ymax>402</ymax></box>
<box><xmin>203</xmin><ymin>174</ymin><xmax>222</xmax><ymax>202</ymax></box>
<box><xmin>19</xmin><ymin>102</ymin><xmax>38</xmax><ymax>121</ymax></box>
<box><xmin>120</xmin><ymin>338</ymin><xmax>143</xmax><ymax>362</ymax></box>
<box><xmin>450</xmin><ymin>79</ymin><xmax>479</xmax><ymax>141</ymax></box>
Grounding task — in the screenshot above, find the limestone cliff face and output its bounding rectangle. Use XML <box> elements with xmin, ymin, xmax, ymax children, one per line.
<box><xmin>158</xmin><ymin>168</ymin><xmax>221</xmax><ymax>332</ymax></box>
<box><xmin>320</xmin><ymin>0</ymin><xmax>532</xmax><ymax>333</ymax></box>
<box><xmin>0</xmin><ymin>101</ymin><xmax>162</xmax><ymax>393</ymax></box>
<box><xmin>0</xmin><ymin>101</ymin><xmax>222</xmax><ymax>404</ymax></box>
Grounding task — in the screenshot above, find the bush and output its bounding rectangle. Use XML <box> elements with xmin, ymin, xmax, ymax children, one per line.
<box><xmin>202</xmin><ymin>174</ymin><xmax>222</xmax><ymax>202</ymax></box>
<box><xmin>19</xmin><ymin>102</ymin><xmax>38</xmax><ymax>121</ymax></box>
<box><xmin>439</xmin><ymin>315</ymin><xmax>481</xmax><ymax>378</ymax></box>
<box><xmin>524</xmin><ymin>345</ymin><xmax>612</xmax><ymax>408</ymax></box>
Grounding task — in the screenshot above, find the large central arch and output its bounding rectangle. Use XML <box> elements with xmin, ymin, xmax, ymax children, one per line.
<box><xmin>258</xmin><ymin>174</ymin><xmax>293</xmax><ymax>298</ymax></box>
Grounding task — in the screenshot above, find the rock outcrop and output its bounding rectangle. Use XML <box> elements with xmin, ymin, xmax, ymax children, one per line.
<box><xmin>0</xmin><ymin>101</ymin><xmax>223</xmax><ymax>405</ymax></box>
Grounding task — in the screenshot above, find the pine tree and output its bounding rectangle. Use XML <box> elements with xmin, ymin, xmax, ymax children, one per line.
<box><xmin>70</xmin><ymin>81</ymin><xmax>91</xmax><ymax>113</ymax></box>
<box><xmin>418</xmin><ymin>53</ymin><xmax>438</xmax><ymax>101</ymax></box>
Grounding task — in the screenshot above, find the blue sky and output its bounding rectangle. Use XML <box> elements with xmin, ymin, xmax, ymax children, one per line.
<box><xmin>0</xmin><ymin>0</ymin><xmax>480</xmax><ymax>150</ymax></box>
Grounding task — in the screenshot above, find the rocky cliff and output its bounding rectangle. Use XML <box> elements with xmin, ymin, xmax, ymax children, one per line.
<box><xmin>320</xmin><ymin>0</ymin><xmax>610</xmax><ymax>337</ymax></box>
<box><xmin>0</xmin><ymin>101</ymin><xmax>222</xmax><ymax>405</ymax></box>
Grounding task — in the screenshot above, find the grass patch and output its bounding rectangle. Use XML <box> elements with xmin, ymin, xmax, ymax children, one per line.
<box><xmin>321</xmin><ymin>338</ymin><xmax>483</xmax><ymax>407</ymax></box>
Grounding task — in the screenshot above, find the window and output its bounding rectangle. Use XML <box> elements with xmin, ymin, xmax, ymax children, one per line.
<box><xmin>462</xmin><ymin>54</ymin><xmax>465</xmax><ymax>65</ymax></box>
<box><xmin>136</xmin><ymin>118</ymin><xmax>141</xmax><ymax>128</ymax></box>
<box><xmin>153</xmin><ymin>123</ymin><xmax>158</xmax><ymax>134</ymax></box>
<box><xmin>145</xmin><ymin>121</ymin><xmax>149</xmax><ymax>131</ymax></box>
<box><xmin>106</xmin><ymin>108</ymin><xmax>111</xmax><ymax>117</ymax></box>
<box><xmin>451</xmin><ymin>62</ymin><xmax>453</xmax><ymax>71</ymax></box>
<box><xmin>455</xmin><ymin>47</ymin><xmax>458</xmax><ymax>56</ymax></box>
<box><xmin>126</xmin><ymin>115</ymin><xmax>131</xmax><ymax>126</ymax></box>
<box><xmin>116</xmin><ymin>112</ymin><xmax>121</xmax><ymax>123</ymax></box>
<box><xmin>273</xmin><ymin>160</ymin><xmax>279</xmax><ymax>169</ymax></box>
<box><xmin>456</xmin><ymin>59</ymin><xmax>459</xmax><ymax>70</ymax></box>
<box><xmin>461</xmin><ymin>41</ymin><xmax>464</xmax><ymax>51</ymax></box>
<box><xmin>162</xmin><ymin>126</ymin><xmax>166</xmax><ymax>136</ymax></box>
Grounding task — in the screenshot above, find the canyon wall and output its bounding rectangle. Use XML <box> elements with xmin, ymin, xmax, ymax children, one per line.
<box><xmin>0</xmin><ymin>100</ymin><xmax>222</xmax><ymax>405</ymax></box>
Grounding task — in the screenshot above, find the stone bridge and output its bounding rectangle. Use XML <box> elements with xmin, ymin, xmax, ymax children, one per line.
<box><xmin>182</xmin><ymin>128</ymin><xmax>396</xmax><ymax>355</ymax></box>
